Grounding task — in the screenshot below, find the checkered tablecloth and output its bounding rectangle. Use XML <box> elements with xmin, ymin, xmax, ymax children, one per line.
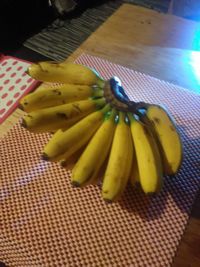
<box><xmin>0</xmin><ymin>54</ymin><xmax>199</xmax><ymax>267</ymax></box>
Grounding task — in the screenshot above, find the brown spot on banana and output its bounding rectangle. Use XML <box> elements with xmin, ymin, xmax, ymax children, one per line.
<box><xmin>72</xmin><ymin>103</ymin><xmax>82</xmax><ymax>113</ymax></box>
<box><xmin>52</xmin><ymin>89</ymin><xmax>61</xmax><ymax>95</ymax></box>
<box><xmin>143</xmin><ymin>126</ymin><xmax>150</xmax><ymax>138</ymax></box>
<box><xmin>153</xmin><ymin>117</ymin><xmax>160</xmax><ymax>124</ymax></box>
<box><xmin>56</xmin><ymin>113</ymin><xmax>69</xmax><ymax>120</ymax></box>
<box><xmin>170</xmin><ymin>125</ymin><xmax>175</xmax><ymax>131</ymax></box>
<box><xmin>103</xmin><ymin>190</ymin><xmax>109</xmax><ymax>194</ymax></box>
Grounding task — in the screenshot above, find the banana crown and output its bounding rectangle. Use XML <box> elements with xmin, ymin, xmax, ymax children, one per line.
<box><xmin>104</xmin><ymin>108</ymin><xmax>118</xmax><ymax>121</ymax></box>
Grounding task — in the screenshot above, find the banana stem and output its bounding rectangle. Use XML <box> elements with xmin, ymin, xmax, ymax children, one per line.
<box><xmin>127</xmin><ymin>101</ymin><xmax>150</xmax><ymax>113</ymax></box>
<box><xmin>106</xmin><ymin>77</ymin><xmax>149</xmax><ymax>113</ymax></box>
<box><xmin>110</xmin><ymin>77</ymin><xmax>130</xmax><ymax>102</ymax></box>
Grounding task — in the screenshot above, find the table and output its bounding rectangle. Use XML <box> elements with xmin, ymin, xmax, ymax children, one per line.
<box><xmin>1</xmin><ymin>4</ymin><xmax>200</xmax><ymax>266</ymax></box>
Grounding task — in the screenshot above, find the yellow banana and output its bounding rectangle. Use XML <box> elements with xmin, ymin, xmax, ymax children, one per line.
<box><xmin>144</xmin><ymin>104</ymin><xmax>183</xmax><ymax>175</ymax></box>
<box><xmin>119</xmin><ymin>121</ymin><xmax>134</xmax><ymax>196</ymax></box>
<box><xmin>21</xmin><ymin>98</ymin><xmax>106</xmax><ymax>133</ymax></box>
<box><xmin>128</xmin><ymin>113</ymin><xmax>163</xmax><ymax>194</ymax></box>
<box><xmin>42</xmin><ymin>104</ymin><xmax>111</xmax><ymax>162</ymax></box>
<box><xmin>20</xmin><ymin>83</ymin><xmax>103</xmax><ymax>112</ymax></box>
<box><xmin>94</xmin><ymin>159</ymin><xmax>109</xmax><ymax>186</ymax></box>
<box><xmin>129</xmin><ymin>145</ymin><xmax>140</xmax><ymax>187</ymax></box>
<box><xmin>61</xmin><ymin>145</ymin><xmax>87</xmax><ymax>169</ymax></box>
<box><xmin>71</xmin><ymin>109</ymin><xmax>117</xmax><ymax>187</ymax></box>
<box><xmin>27</xmin><ymin>61</ymin><xmax>105</xmax><ymax>87</ymax></box>
<box><xmin>102</xmin><ymin>112</ymin><xmax>133</xmax><ymax>202</ymax></box>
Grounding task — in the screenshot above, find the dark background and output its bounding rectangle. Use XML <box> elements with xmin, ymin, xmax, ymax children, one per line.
<box><xmin>0</xmin><ymin>0</ymin><xmax>106</xmax><ymax>52</ymax></box>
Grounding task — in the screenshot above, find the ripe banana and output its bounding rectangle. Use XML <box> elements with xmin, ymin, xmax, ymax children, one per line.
<box><xmin>71</xmin><ymin>108</ymin><xmax>117</xmax><ymax>187</ymax></box>
<box><xmin>95</xmin><ymin>159</ymin><xmax>109</xmax><ymax>186</ymax></box>
<box><xmin>42</xmin><ymin>104</ymin><xmax>111</xmax><ymax>162</ymax></box>
<box><xmin>144</xmin><ymin>105</ymin><xmax>183</xmax><ymax>175</ymax></box>
<box><xmin>128</xmin><ymin>113</ymin><xmax>163</xmax><ymax>194</ymax></box>
<box><xmin>27</xmin><ymin>61</ymin><xmax>105</xmax><ymax>87</ymax></box>
<box><xmin>61</xmin><ymin>145</ymin><xmax>87</xmax><ymax>169</ymax></box>
<box><xmin>102</xmin><ymin>112</ymin><xmax>133</xmax><ymax>202</ymax></box>
<box><xmin>129</xmin><ymin>145</ymin><xmax>140</xmax><ymax>187</ymax></box>
<box><xmin>20</xmin><ymin>83</ymin><xmax>103</xmax><ymax>112</ymax></box>
<box><xmin>21</xmin><ymin>98</ymin><xmax>106</xmax><ymax>133</ymax></box>
<box><xmin>119</xmin><ymin>121</ymin><xmax>134</xmax><ymax>196</ymax></box>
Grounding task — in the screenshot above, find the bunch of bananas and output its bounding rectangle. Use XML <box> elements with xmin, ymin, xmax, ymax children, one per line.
<box><xmin>20</xmin><ymin>61</ymin><xmax>183</xmax><ymax>202</ymax></box>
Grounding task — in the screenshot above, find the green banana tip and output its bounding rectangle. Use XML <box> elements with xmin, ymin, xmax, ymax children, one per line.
<box><xmin>111</xmin><ymin>107</ymin><xmax>118</xmax><ymax>116</ymax></box>
<box><xmin>104</xmin><ymin>108</ymin><xmax>117</xmax><ymax>120</ymax></box>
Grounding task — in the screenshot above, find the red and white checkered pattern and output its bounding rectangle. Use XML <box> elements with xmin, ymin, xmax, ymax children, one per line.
<box><xmin>0</xmin><ymin>54</ymin><xmax>199</xmax><ymax>267</ymax></box>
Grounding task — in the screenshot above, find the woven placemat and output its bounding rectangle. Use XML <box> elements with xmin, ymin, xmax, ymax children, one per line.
<box><xmin>23</xmin><ymin>1</ymin><xmax>169</xmax><ymax>61</ymax></box>
<box><xmin>0</xmin><ymin>54</ymin><xmax>200</xmax><ymax>267</ymax></box>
